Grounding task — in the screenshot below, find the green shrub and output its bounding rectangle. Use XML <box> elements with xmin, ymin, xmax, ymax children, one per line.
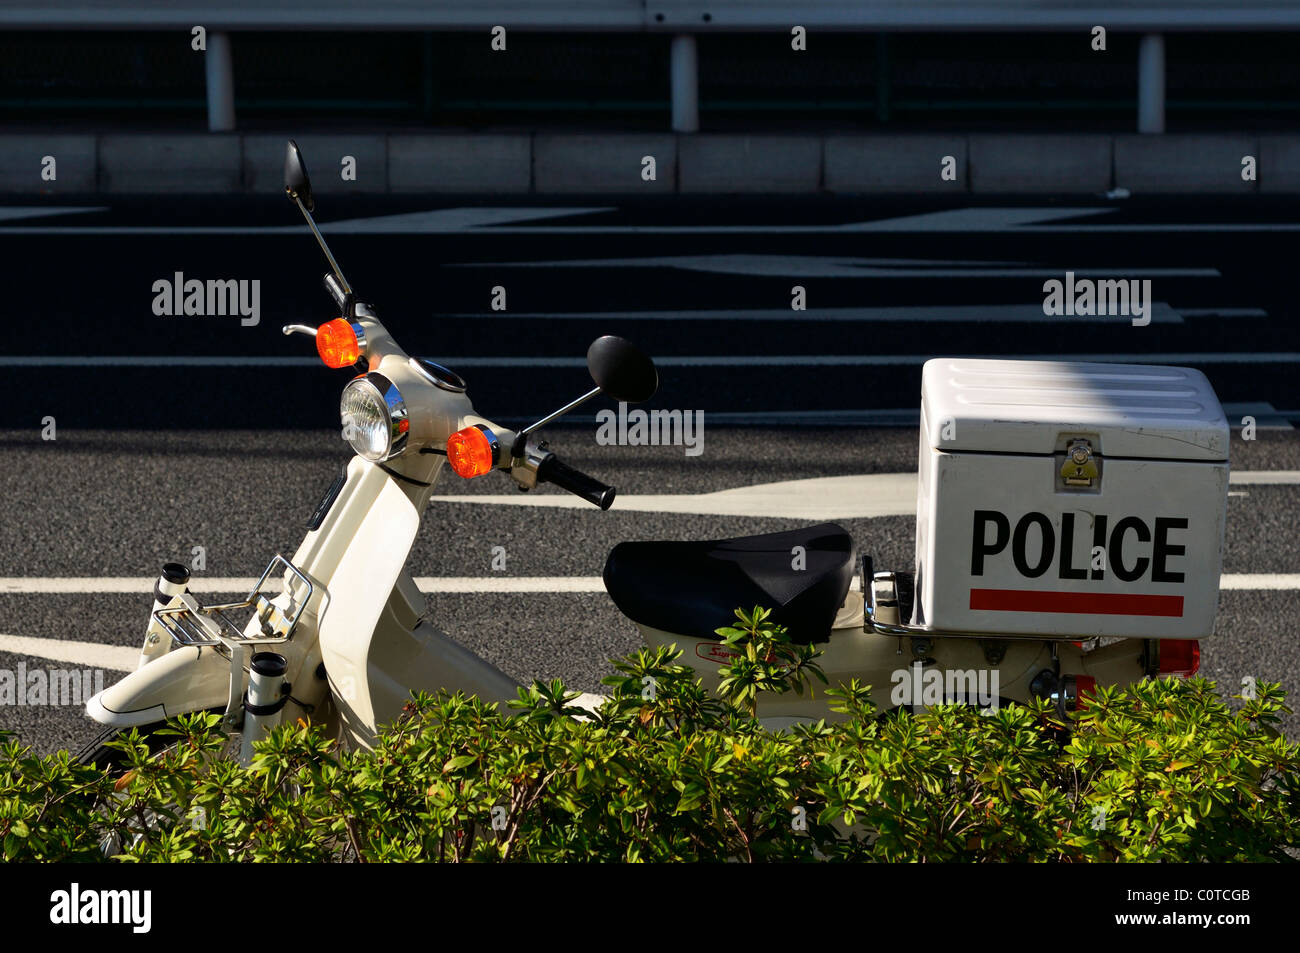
<box><xmin>2</xmin><ymin>607</ymin><xmax>1297</xmax><ymax>862</ymax></box>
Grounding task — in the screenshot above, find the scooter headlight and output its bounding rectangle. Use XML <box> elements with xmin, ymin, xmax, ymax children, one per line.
<box><xmin>340</xmin><ymin>374</ymin><xmax>409</xmax><ymax>462</ymax></box>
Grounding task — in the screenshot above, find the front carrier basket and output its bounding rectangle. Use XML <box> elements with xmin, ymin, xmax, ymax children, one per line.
<box><xmin>153</xmin><ymin>554</ymin><xmax>313</xmax><ymax>648</ymax></box>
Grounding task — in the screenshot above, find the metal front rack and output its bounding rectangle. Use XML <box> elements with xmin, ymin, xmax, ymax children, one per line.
<box><xmin>154</xmin><ymin>555</ymin><xmax>314</xmax><ymax>649</ymax></box>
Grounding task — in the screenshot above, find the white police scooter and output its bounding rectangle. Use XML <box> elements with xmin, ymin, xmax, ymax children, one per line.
<box><xmin>84</xmin><ymin>142</ymin><xmax>1228</xmax><ymax>762</ymax></box>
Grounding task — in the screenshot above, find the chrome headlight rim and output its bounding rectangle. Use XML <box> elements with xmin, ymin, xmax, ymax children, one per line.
<box><xmin>340</xmin><ymin>373</ymin><xmax>409</xmax><ymax>462</ymax></box>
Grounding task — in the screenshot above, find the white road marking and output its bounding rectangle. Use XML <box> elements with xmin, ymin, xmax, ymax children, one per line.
<box><xmin>1227</xmin><ymin>471</ymin><xmax>1300</xmax><ymax>484</ymax></box>
<box><xmin>8</xmin><ymin>565</ymin><xmax>1297</xmax><ymax>598</ymax></box>
<box><xmin>1219</xmin><ymin>574</ymin><xmax>1300</xmax><ymax>590</ymax></box>
<box><xmin>0</xmin><ymin>576</ymin><xmax>613</xmax><ymax>595</ymax></box>
<box><xmin>436</xmin><ymin>472</ymin><xmax>920</xmax><ymax>519</ymax></box>
<box><xmin>7</xmin><ymin>352</ymin><xmax>1299</xmax><ymax>369</ymax></box>
<box><xmin>0</xmin><ymin>634</ymin><xmax>138</xmax><ymax>672</ymax></box>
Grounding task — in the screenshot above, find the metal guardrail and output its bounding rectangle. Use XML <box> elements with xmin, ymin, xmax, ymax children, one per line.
<box><xmin>3</xmin><ymin>1</ymin><xmax>1300</xmax><ymax>31</ymax></box>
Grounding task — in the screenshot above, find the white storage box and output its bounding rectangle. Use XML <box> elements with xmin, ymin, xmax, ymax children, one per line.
<box><xmin>914</xmin><ymin>359</ymin><xmax>1229</xmax><ymax>639</ymax></box>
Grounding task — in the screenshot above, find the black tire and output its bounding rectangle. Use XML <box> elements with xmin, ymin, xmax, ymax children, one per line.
<box><xmin>76</xmin><ymin>708</ymin><xmax>227</xmax><ymax>770</ymax></box>
<box><xmin>75</xmin><ymin>723</ymin><xmax>166</xmax><ymax>770</ymax></box>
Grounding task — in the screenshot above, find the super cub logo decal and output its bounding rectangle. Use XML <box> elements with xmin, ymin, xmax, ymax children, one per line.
<box><xmin>696</xmin><ymin>643</ymin><xmax>740</xmax><ymax>664</ymax></box>
<box><xmin>968</xmin><ymin>509</ymin><xmax>1188</xmax><ymax>617</ymax></box>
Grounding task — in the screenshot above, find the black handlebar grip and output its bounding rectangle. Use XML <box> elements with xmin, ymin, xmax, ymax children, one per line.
<box><xmin>536</xmin><ymin>455</ymin><xmax>616</xmax><ymax>510</ymax></box>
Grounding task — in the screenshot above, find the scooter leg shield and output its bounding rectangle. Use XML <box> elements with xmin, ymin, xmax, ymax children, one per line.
<box><xmin>86</xmin><ymin>645</ymin><xmax>233</xmax><ymax>728</ymax></box>
<box><xmin>313</xmin><ymin>466</ymin><xmax>422</xmax><ymax>748</ymax></box>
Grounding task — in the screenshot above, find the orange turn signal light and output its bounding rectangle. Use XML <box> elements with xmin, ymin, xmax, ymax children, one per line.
<box><xmin>316</xmin><ymin>318</ymin><xmax>361</xmax><ymax>368</ymax></box>
<box><xmin>447</xmin><ymin>425</ymin><xmax>497</xmax><ymax>478</ymax></box>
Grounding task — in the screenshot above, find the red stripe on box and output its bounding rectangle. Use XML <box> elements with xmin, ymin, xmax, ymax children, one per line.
<box><xmin>969</xmin><ymin>588</ymin><xmax>1184</xmax><ymax>617</ymax></box>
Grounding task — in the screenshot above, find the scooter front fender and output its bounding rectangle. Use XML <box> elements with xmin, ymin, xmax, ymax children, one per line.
<box><xmin>86</xmin><ymin>645</ymin><xmax>232</xmax><ymax>728</ymax></box>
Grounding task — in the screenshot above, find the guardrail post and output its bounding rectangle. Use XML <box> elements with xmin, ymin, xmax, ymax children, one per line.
<box><xmin>1137</xmin><ymin>33</ymin><xmax>1165</xmax><ymax>134</ymax></box>
<box><xmin>671</xmin><ymin>34</ymin><xmax>699</xmax><ymax>133</ymax></box>
<box><xmin>205</xmin><ymin>30</ymin><xmax>237</xmax><ymax>132</ymax></box>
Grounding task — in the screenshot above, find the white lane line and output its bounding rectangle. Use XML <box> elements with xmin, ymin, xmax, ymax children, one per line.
<box><xmin>442</xmin><ymin>303</ymin><xmax>1184</xmax><ymax>324</ymax></box>
<box><xmin>438</xmin><ymin>472</ymin><xmax>920</xmax><ymax>519</ymax></box>
<box><xmin>0</xmin><ymin>576</ymin><xmax>611</xmax><ymax>595</ymax></box>
<box><xmin>0</xmin><ymin>572</ymin><xmax>1296</xmax><ymax>601</ymax></box>
<box><xmin>6</xmin><ymin>352</ymin><xmax>1299</xmax><ymax>369</ymax></box>
<box><xmin>0</xmin><ymin>634</ymin><xmax>139</xmax><ymax>672</ymax></box>
<box><xmin>411</xmin><ymin>577</ymin><xmax>607</xmax><ymax>593</ymax></box>
<box><xmin>1220</xmin><ymin>574</ymin><xmax>1300</xmax><ymax>590</ymax></box>
<box><xmin>0</xmin><ymin>577</ymin><xmax>261</xmax><ymax>594</ymax></box>
<box><xmin>1228</xmin><ymin>471</ymin><xmax>1300</xmax><ymax>484</ymax></box>
<box><xmin>458</xmin><ymin>254</ymin><xmax>1218</xmax><ymax>280</ymax></box>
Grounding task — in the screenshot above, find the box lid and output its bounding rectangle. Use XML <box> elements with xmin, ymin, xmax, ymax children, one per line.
<box><xmin>921</xmin><ymin>358</ymin><xmax>1229</xmax><ymax>460</ymax></box>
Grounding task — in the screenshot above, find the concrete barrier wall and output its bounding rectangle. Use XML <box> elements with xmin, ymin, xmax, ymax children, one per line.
<box><xmin>4</xmin><ymin>131</ymin><xmax>1298</xmax><ymax>195</ymax></box>
<box><xmin>389</xmin><ymin>134</ymin><xmax>532</xmax><ymax>193</ymax></box>
<box><xmin>825</xmin><ymin>135</ymin><xmax>967</xmax><ymax>192</ymax></box>
<box><xmin>969</xmin><ymin>134</ymin><xmax>1112</xmax><ymax>194</ymax></box>
<box><xmin>99</xmin><ymin>134</ymin><xmax>242</xmax><ymax>194</ymax></box>
<box><xmin>679</xmin><ymin>135</ymin><xmax>822</xmax><ymax>193</ymax></box>
<box><xmin>1114</xmin><ymin>135</ymin><xmax>1259</xmax><ymax>193</ymax></box>
<box><xmin>535</xmin><ymin>134</ymin><xmax>677</xmax><ymax>193</ymax></box>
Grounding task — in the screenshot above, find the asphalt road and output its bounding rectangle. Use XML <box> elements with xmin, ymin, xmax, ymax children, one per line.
<box><xmin>1</xmin><ymin>194</ymin><xmax>1298</xmax><ymax>752</ymax></box>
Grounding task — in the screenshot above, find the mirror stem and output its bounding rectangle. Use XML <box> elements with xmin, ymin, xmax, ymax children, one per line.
<box><xmin>293</xmin><ymin>195</ymin><xmax>352</xmax><ymax>296</ymax></box>
<box><xmin>512</xmin><ymin>386</ymin><xmax>602</xmax><ymax>456</ymax></box>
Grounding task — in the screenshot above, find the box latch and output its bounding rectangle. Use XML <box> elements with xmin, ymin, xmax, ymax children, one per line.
<box><xmin>1059</xmin><ymin>438</ymin><xmax>1099</xmax><ymax>488</ymax></box>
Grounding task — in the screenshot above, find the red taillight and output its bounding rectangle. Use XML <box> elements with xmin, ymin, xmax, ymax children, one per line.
<box><xmin>447</xmin><ymin>425</ymin><xmax>497</xmax><ymax>478</ymax></box>
<box><xmin>1158</xmin><ymin>639</ymin><xmax>1201</xmax><ymax>678</ymax></box>
<box><xmin>1074</xmin><ymin>675</ymin><xmax>1097</xmax><ymax>709</ymax></box>
<box><xmin>316</xmin><ymin>318</ymin><xmax>361</xmax><ymax>368</ymax></box>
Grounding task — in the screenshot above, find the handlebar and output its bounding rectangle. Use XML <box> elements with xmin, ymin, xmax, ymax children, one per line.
<box><xmin>536</xmin><ymin>454</ymin><xmax>616</xmax><ymax>510</ymax></box>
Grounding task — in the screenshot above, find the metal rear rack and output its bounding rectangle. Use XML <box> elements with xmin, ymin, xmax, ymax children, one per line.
<box><xmin>154</xmin><ymin>555</ymin><xmax>313</xmax><ymax>649</ymax></box>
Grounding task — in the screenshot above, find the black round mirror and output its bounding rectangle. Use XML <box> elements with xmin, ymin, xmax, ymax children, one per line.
<box><xmin>587</xmin><ymin>335</ymin><xmax>658</xmax><ymax>403</ymax></box>
<box><xmin>284</xmin><ymin>139</ymin><xmax>315</xmax><ymax>212</ymax></box>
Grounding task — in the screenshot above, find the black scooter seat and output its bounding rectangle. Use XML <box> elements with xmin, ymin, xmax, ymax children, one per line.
<box><xmin>602</xmin><ymin>523</ymin><xmax>855</xmax><ymax>644</ymax></box>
